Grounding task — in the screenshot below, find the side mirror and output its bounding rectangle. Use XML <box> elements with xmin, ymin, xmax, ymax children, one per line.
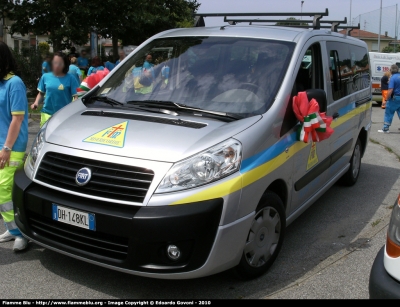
<box><xmin>306</xmin><ymin>89</ymin><xmax>327</xmax><ymax>113</ymax></box>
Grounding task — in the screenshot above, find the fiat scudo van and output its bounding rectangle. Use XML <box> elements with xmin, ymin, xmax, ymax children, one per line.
<box><xmin>13</xmin><ymin>9</ymin><xmax>372</xmax><ymax>279</ymax></box>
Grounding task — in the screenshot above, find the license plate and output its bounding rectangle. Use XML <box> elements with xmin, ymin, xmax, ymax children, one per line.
<box><xmin>52</xmin><ymin>204</ymin><xmax>96</xmax><ymax>231</ymax></box>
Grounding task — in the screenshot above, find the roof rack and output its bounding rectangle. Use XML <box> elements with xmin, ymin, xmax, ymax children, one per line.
<box><xmin>340</xmin><ymin>24</ymin><xmax>361</xmax><ymax>35</ymax></box>
<box><xmin>193</xmin><ymin>9</ymin><xmax>361</xmax><ymax>34</ymax></box>
<box><xmin>244</xmin><ymin>18</ymin><xmax>348</xmax><ymax>32</ymax></box>
<box><xmin>194</xmin><ymin>9</ymin><xmax>329</xmax><ymax>29</ymax></box>
<box><xmin>248</xmin><ymin>21</ymin><xmax>361</xmax><ymax>33</ymax></box>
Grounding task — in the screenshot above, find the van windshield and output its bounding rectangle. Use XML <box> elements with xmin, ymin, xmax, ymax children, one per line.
<box><xmin>91</xmin><ymin>37</ymin><xmax>295</xmax><ymax>118</ymax></box>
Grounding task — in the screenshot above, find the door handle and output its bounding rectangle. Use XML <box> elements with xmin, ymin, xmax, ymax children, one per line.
<box><xmin>333</xmin><ymin>112</ymin><xmax>340</xmax><ymax>119</ymax></box>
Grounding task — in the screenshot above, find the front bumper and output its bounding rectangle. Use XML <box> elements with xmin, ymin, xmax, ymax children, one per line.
<box><xmin>369</xmin><ymin>246</ymin><xmax>400</xmax><ymax>299</ymax></box>
<box><xmin>13</xmin><ymin>169</ymin><xmax>253</xmax><ymax>279</ymax></box>
<box><xmin>371</xmin><ymin>94</ymin><xmax>382</xmax><ymax>102</ymax></box>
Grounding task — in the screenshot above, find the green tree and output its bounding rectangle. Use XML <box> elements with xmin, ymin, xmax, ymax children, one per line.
<box><xmin>93</xmin><ymin>0</ymin><xmax>200</xmax><ymax>61</ymax></box>
<box><xmin>8</xmin><ymin>0</ymin><xmax>199</xmax><ymax>61</ymax></box>
<box><xmin>382</xmin><ymin>45</ymin><xmax>400</xmax><ymax>53</ymax></box>
<box><xmin>0</xmin><ymin>0</ymin><xmax>14</xmax><ymax>21</ymax></box>
<box><xmin>38</xmin><ymin>41</ymin><xmax>50</xmax><ymax>56</ymax></box>
<box><xmin>12</xmin><ymin>47</ymin><xmax>43</xmax><ymax>93</ymax></box>
<box><xmin>276</xmin><ymin>17</ymin><xmax>308</xmax><ymax>26</ymax></box>
<box><xmin>9</xmin><ymin>0</ymin><xmax>90</xmax><ymax>51</ymax></box>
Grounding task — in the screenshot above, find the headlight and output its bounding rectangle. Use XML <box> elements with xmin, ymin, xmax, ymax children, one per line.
<box><xmin>27</xmin><ymin>123</ymin><xmax>47</xmax><ymax>170</ymax></box>
<box><xmin>156</xmin><ymin>139</ymin><xmax>242</xmax><ymax>193</ymax></box>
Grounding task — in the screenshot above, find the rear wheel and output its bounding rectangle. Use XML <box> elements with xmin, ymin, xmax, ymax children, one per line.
<box><xmin>235</xmin><ymin>191</ymin><xmax>285</xmax><ymax>279</ymax></box>
<box><xmin>339</xmin><ymin>138</ymin><xmax>362</xmax><ymax>186</ymax></box>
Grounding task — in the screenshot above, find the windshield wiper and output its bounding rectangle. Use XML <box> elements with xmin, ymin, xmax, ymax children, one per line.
<box><xmin>127</xmin><ymin>100</ymin><xmax>242</xmax><ymax>120</ymax></box>
<box><xmin>86</xmin><ymin>96</ymin><xmax>181</xmax><ymax>115</ymax></box>
<box><xmin>89</xmin><ymin>95</ymin><xmax>124</xmax><ymax>106</ymax></box>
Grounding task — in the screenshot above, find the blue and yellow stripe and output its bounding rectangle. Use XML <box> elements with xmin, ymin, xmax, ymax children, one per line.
<box><xmin>3</xmin><ymin>73</ymin><xmax>15</xmax><ymax>81</ymax></box>
<box><xmin>11</xmin><ymin>111</ymin><xmax>25</xmax><ymax>115</ymax></box>
<box><xmin>171</xmin><ymin>101</ymin><xmax>372</xmax><ymax>205</ymax></box>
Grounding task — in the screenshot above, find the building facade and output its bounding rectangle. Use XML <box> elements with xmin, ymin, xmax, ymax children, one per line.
<box><xmin>339</xmin><ymin>29</ymin><xmax>393</xmax><ymax>52</ymax></box>
<box><xmin>0</xmin><ymin>17</ymin><xmax>53</xmax><ymax>52</ymax></box>
<box><xmin>0</xmin><ymin>18</ymin><xmax>29</xmax><ymax>51</ymax></box>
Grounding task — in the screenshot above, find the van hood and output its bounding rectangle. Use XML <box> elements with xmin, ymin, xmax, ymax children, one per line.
<box><xmin>45</xmin><ymin>104</ymin><xmax>261</xmax><ymax>163</ymax></box>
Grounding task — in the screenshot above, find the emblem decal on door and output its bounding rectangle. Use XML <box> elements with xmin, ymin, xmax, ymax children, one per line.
<box><xmin>83</xmin><ymin>121</ymin><xmax>128</xmax><ymax>148</ymax></box>
<box><xmin>307</xmin><ymin>142</ymin><xmax>318</xmax><ymax>170</ymax></box>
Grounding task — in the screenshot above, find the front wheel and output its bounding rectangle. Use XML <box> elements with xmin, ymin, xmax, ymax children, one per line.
<box><xmin>339</xmin><ymin>138</ymin><xmax>362</xmax><ymax>186</ymax></box>
<box><xmin>235</xmin><ymin>191</ymin><xmax>286</xmax><ymax>279</ymax></box>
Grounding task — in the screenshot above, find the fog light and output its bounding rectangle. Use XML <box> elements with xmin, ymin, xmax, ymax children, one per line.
<box><xmin>167</xmin><ymin>245</ymin><xmax>181</xmax><ymax>261</ymax></box>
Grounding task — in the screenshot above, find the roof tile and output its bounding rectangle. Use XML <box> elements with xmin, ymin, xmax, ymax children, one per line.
<box><xmin>338</xmin><ymin>29</ymin><xmax>393</xmax><ymax>39</ymax></box>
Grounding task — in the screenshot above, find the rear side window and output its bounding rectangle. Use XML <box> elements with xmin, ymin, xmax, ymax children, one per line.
<box><xmin>350</xmin><ymin>46</ymin><xmax>371</xmax><ymax>93</ymax></box>
<box><xmin>327</xmin><ymin>42</ymin><xmax>370</xmax><ymax>101</ymax></box>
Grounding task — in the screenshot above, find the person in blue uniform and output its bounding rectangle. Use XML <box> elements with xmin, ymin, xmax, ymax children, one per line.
<box><xmin>42</xmin><ymin>55</ymin><xmax>51</xmax><ymax>75</ymax></box>
<box><xmin>115</xmin><ymin>50</ymin><xmax>125</xmax><ymax>65</ymax></box>
<box><xmin>31</xmin><ymin>52</ymin><xmax>79</xmax><ymax>127</ymax></box>
<box><xmin>379</xmin><ymin>64</ymin><xmax>400</xmax><ymax>133</ymax></box>
<box><xmin>68</xmin><ymin>57</ymin><xmax>82</xmax><ymax>83</ymax></box>
<box><xmin>77</xmin><ymin>50</ymin><xmax>89</xmax><ymax>76</ymax></box>
<box><xmin>105</xmin><ymin>61</ymin><xmax>116</xmax><ymax>71</ymax></box>
<box><xmin>0</xmin><ymin>42</ymin><xmax>29</xmax><ymax>251</ymax></box>
<box><xmin>87</xmin><ymin>56</ymin><xmax>105</xmax><ymax>76</ymax></box>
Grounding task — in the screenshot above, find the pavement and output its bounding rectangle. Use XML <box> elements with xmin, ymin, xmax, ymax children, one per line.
<box><xmin>27</xmin><ymin>115</ymin><xmax>40</xmax><ymax>152</ymax></box>
<box><xmin>0</xmin><ymin>102</ymin><xmax>398</xmax><ymax>299</ymax></box>
<box><xmin>370</xmin><ymin>102</ymin><xmax>400</xmax><ymax>158</ymax></box>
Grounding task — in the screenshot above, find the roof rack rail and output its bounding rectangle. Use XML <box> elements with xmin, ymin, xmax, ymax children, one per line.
<box><xmin>194</xmin><ymin>9</ymin><xmax>329</xmax><ymax>29</ymax></box>
<box><xmin>244</xmin><ymin>17</ymin><xmax>347</xmax><ymax>31</ymax></box>
<box><xmin>339</xmin><ymin>24</ymin><xmax>361</xmax><ymax>35</ymax></box>
<box><xmin>247</xmin><ymin>23</ymin><xmax>361</xmax><ymax>34</ymax></box>
<box><xmin>318</xmin><ymin>23</ymin><xmax>360</xmax><ymax>34</ymax></box>
<box><xmin>228</xmin><ymin>17</ymin><xmax>347</xmax><ymax>29</ymax></box>
<box><xmin>313</xmin><ymin>18</ymin><xmax>347</xmax><ymax>32</ymax></box>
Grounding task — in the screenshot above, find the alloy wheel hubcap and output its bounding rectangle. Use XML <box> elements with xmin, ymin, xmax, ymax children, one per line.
<box><xmin>244</xmin><ymin>206</ymin><xmax>281</xmax><ymax>268</ymax></box>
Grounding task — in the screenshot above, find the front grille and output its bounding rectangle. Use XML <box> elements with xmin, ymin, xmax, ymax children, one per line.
<box><xmin>35</xmin><ymin>152</ymin><xmax>154</xmax><ymax>203</ymax></box>
<box><xmin>28</xmin><ymin>211</ymin><xmax>129</xmax><ymax>260</ymax></box>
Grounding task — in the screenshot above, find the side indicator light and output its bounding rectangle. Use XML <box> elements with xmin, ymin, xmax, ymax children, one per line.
<box><xmin>386</xmin><ymin>235</ymin><xmax>400</xmax><ymax>258</ymax></box>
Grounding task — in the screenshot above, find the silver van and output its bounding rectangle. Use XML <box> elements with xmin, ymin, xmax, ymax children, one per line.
<box><xmin>14</xmin><ymin>9</ymin><xmax>372</xmax><ymax>279</ymax></box>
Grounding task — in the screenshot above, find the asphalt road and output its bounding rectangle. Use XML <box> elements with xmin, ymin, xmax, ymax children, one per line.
<box><xmin>0</xmin><ymin>104</ymin><xmax>399</xmax><ymax>299</ymax></box>
<box><xmin>370</xmin><ymin>99</ymin><xmax>400</xmax><ymax>157</ymax></box>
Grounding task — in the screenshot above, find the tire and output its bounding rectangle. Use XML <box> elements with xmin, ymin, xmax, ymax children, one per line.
<box><xmin>235</xmin><ymin>191</ymin><xmax>286</xmax><ymax>279</ymax></box>
<box><xmin>339</xmin><ymin>138</ymin><xmax>362</xmax><ymax>186</ymax></box>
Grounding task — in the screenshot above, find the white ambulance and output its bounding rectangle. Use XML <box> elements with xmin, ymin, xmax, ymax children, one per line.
<box><xmin>369</xmin><ymin>52</ymin><xmax>400</xmax><ymax>104</ymax></box>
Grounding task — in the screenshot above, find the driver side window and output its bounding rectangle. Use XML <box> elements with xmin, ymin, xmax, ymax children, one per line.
<box><xmin>293</xmin><ymin>44</ymin><xmax>324</xmax><ymax>93</ymax></box>
<box><xmin>280</xmin><ymin>43</ymin><xmax>324</xmax><ymax>136</ymax></box>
